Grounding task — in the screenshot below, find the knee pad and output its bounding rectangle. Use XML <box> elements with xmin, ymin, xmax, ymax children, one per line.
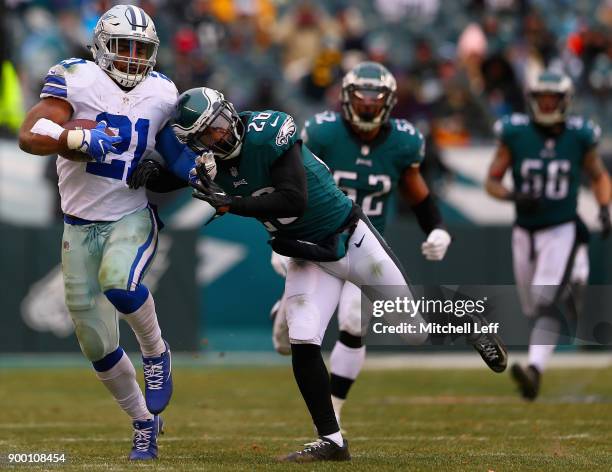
<box><xmin>104</xmin><ymin>285</ymin><xmax>149</xmax><ymax>314</ymax></box>
<box><xmin>64</xmin><ymin>279</ymin><xmax>95</xmax><ymax>312</ymax></box>
<box><xmin>286</xmin><ymin>294</ymin><xmax>321</xmax><ymax>345</ymax></box>
<box><xmin>338</xmin><ymin>304</ymin><xmax>363</xmax><ymax>337</ymax></box>
<box><xmin>73</xmin><ymin>316</ymin><xmax>119</xmax><ymax>362</ymax></box>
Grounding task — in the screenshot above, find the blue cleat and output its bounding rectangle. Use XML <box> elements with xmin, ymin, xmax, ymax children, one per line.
<box><xmin>129</xmin><ymin>415</ymin><xmax>163</xmax><ymax>460</ymax></box>
<box><xmin>143</xmin><ymin>340</ymin><xmax>173</xmax><ymax>414</ymax></box>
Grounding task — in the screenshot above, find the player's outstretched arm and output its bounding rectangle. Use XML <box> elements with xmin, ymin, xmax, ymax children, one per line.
<box><xmin>18</xmin><ymin>98</ymin><xmax>73</xmax><ymax>156</ymax></box>
<box><xmin>485</xmin><ymin>143</ymin><xmax>513</xmax><ymax>200</ymax></box>
<box><xmin>401</xmin><ymin>166</ymin><xmax>451</xmax><ymax>261</ymax></box>
<box><xmin>583</xmin><ymin>149</ymin><xmax>612</xmax><ymax>237</ymax></box>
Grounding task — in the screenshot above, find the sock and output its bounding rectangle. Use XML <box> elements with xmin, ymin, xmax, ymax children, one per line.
<box><xmin>291</xmin><ymin>343</ymin><xmax>342</xmax><ymax>442</ymax></box>
<box><xmin>323</xmin><ymin>431</ymin><xmax>344</xmax><ymax>447</ymax></box>
<box><xmin>330</xmin><ymin>332</ymin><xmax>366</xmax><ymax>399</ymax></box>
<box><xmin>331</xmin><ymin>395</ymin><xmax>345</xmax><ymax>421</ymax></box>
<box><xmin>93</xmin><ymin>348</ymin><xmax>151</xmax><ymax>421</ymax></box>
<box><xmin>122</xmin><ymin>292</ymin><xmax>165</xmax><ymax>358</ymax></box>
<box><xmin>528</xmin><ymin>316</ymin><xmax>561</xmax><ymax>373</ymax></box>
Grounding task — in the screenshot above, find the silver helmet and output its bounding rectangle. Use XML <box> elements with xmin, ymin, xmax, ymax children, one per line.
<box><xmin>526</xmin><ymin>71</ymin><xmax>573</xmax><ymax>126</ymax></box>
<box><xmin>341</xmin><ymin>61</ymin><xmax>397</xmax><ymax>131</ymax></box>
<box><xmin>91</xmin><ymin>4</ymin><xmax>159</xmax><ymax>88</ymax></box>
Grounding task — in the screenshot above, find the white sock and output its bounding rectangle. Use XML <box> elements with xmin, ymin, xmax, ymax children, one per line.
<box><xmin>528</xmin><ymin>316</ymin><xmax>561</xmax><ymax>373</ymax></box>
<box><xmin>323</xmin><ymin>430</ymin><xmax>344</xmax><ymax>447</ymax></box>
<box><xmin>331</xmin><ymin>395</ymin><xmax>345</xmax><ymax>422</ymax></box>
<box><xmin>95</xmin><ymin>351</ymin><xmax>151</xmax><ymax>421</ymax></box>
<box><xmin>330</xmin><ymin>341</ymin><xmax>366</xmax><ymax>380</ymax></box>
<box><xmin>122</xmin><ymin>293</ymin><xmax>165</xmax><ymax>357</ymax></box>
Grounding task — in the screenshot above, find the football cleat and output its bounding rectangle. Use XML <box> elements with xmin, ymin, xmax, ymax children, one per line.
<box><xmin>470</xmin><ymin>332</ymin><xmax>507</xmax><ymax>373</ymax></box>
<box><xmin>143</xmin><ymin>340</ymin><xmax>173</xmax><ymax>414</ymax></box>
<box><xmin>129</xmin><ymin>415</ymin><xmax>163</xmax><ymax>460</ymax></box>
<box><xmin>466</xmin><ymin>316</ymin><xmax>508</xmax><ymax>373</ymax></box>
<box><xmin>279</xmin><ymin>438</ymin><xmax>351</xmax><ymax>463</ymax></box>
<box><xmin>511</xmin><ymin>363</ymin><xmax>541</xmax><ymax>401</ymax></box>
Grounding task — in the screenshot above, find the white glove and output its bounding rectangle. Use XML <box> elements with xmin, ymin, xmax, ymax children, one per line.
<box><xmin>196</xmin><ymin>151</ymin><xmax>217</xmax><ymax>180</ymax></box>
<box><xmin>271</xmin><ymin>251</ymin><xmax>289</xmax><ymax>278</ymax></box>
<box><xmin>421</xmin><ymin>228</ymin><xmax>451</xmax><ymax>261</ymax></box>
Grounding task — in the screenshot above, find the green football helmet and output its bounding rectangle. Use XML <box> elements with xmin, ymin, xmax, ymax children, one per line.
<box><xmin>171</xmin><ymin>87</ymin><xmax>244</xmax><ymax>160</ymax></box>
<box><xmin>526</xmin><ymin>71</ymin><xmax>573</xmax><ymax>126</ymax></box>
<box><xmin>341</xmin><ymin>61</ymin><xmax>397</xmax><ymax>131</ymax></box>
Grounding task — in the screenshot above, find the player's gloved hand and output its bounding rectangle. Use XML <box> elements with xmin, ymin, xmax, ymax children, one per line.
<box><xmin>195</xmin><ymin>151</ymin><xmax>217</xmax><ymax>180</ymax></box>
<box><xmin>510</xmin><ymin>191</ymin><xmax>540</xmax><ymax>213</ymax></box>
<box><xmin>127</xmin><ymin>159</ymin><xmax>161</xmax><ymax>189</ymax></box>
<box><xmin>599</xmin><ymin>205</ymin><xmax>611</xmax><ymax>239</ymax></box>
<box><xmin>421</xmin><ymin>228</ymin><xmax>452</xmax><ymax>261</ymax></box>
<box><xmin>190</xmin><ymin>162</ymin><xmax>233</xmax><ymax>214</ymax></box>
<box><xmin>66</xmin><ymin>120</ymin><xmax>122</xmax><ymax>163</ymax></box>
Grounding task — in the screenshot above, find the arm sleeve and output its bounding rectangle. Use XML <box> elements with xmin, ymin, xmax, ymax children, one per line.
<box><xmin>155</xmin><ymin>123</ymin><xmax>197</xmax><ymax>181</ymax></box>
<box><xmin>411</xmin><ymin>193</ymin><xmax>445</xmax><ymax>235</ymax></box>
<box><xmin>146</xmin><ymin>165</ymin><xmax>189</xmax><ymax>193</ymax></box>
<box><xmin>229</xmin><ymin>142</ymin><xmax>307</xmax><ymax>218</ymax></box>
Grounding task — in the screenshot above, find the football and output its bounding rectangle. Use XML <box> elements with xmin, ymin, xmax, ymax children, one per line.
<box><xmin>60</xmin><ymin>119</ymin><xmax>116</xmax><ymax>162</ymax></box>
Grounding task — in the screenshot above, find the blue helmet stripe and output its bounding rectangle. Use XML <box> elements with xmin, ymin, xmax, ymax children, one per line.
<box><xmin>126</xmin><ymin>5</ymin><xmax>137</xmax><ymax>31</ymax></box>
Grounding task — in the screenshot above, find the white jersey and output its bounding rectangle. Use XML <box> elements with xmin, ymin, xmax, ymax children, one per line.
<box><xmin>40</xmin><ymin>58</ymin><xmax>178</xmax><ymax>221</ymax></box>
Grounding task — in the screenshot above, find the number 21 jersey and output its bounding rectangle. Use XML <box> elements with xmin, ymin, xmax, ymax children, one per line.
<box><xmin>40</xmin><ymin>58</ymin><xmax>178</xmax><ymax>221</ymax></box>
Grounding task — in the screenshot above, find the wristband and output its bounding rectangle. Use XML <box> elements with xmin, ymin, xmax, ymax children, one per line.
<box><xmin>30</xmin><ymin>118</ymin><xmax>65</xmax><ymax>141</ymax></box>
<box><xmin>66</xmin><ymin>129</ymin><xmax>91</xmax><ymax>151</ymax></box>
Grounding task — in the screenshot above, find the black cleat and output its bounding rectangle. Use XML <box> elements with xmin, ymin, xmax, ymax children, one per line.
<box><xmin>511</xmin><ymin>363</ymin><xmax>540</xmax><ymax>400</ymax></box>
<box><xmin>470</xmin><ymin>331</ymin><xmax>508</xmax><ymax>373</ymax></box>
<box><xmin>279</xmin><ymin>438</ymin><xmax>351</xmax><ymax>463</ymax></box>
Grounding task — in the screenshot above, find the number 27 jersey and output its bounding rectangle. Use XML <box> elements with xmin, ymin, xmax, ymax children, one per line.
<box><xmin>40</xmin><ymin>58</ymin><xmax>178</xmax><ymax>221</ymax></box>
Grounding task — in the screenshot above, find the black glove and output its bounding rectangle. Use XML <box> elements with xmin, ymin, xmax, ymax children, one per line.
<box><xmin>190</xmin><ymin>162</ymin><xmax>233</xmax><ymax>214</ymax></box>
<box><xmin>510</xmin><ymin>191</ymin><xmax>540</xmax><ymax>214</ymax></box>
<box><xmin>599</xmin><ymin>205</ymin><xmax>611</xmax><ymax>239</ymax></box>
<box><xmin>127</xmin><ymin>159</ymin><xmax>161</xmax><ymax>189</ymax></box>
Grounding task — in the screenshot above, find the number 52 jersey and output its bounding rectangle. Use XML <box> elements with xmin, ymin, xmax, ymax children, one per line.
<box><xmin>301</xmin><ymin>111</ymin><xmax>425</xmax><ymax>235</ymax></box>
<box><xmin>495</xmin><ymin>113</ymin><xmax>600</xmax><ymax>229</ymax></box>
<box><xmin>41</xmin><ymin>58</ymin><xmax>178</xmax><ymax>221</ymax></box>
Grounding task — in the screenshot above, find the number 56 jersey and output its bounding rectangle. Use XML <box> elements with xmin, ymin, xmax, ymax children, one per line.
<box><xmin>41</xmin><ymin>58</ymin><xmax>178</xmax><ymax>221</ymax></box>
<box><xmin>494</xmin><ymin>113</ymin><xmax>600</xmax><ymax>229</ymax></box>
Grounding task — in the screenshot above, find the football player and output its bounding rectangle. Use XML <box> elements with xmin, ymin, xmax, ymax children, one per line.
<box><xmin>18</xmin><ymin>5</ymin><xmax>198</xmax><ymax>460</ymax></box>
<box><xmin>485</xmin><ymin>71</ymin><xmax>611</xmax><ymax>400</ymax></box>
<box><xmin>131</xmin><ymin>86</ymin><xmax>507</xmax><ymax>462</ymax></box>
<box><xmin>269</xmin><ymin>62</ymin><xmax>456</xmax><ymax>427</ymax></box>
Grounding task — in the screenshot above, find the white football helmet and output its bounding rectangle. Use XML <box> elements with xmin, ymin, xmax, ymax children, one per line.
<box><xmin>526</xmin><ymin>71</ymin><xmax>573</xmax><ymax>126</ymax></box>
<box><xmin>90</xmin><ymin>4</ymin><xmax>159</xmax><ymax>88</ymax></box>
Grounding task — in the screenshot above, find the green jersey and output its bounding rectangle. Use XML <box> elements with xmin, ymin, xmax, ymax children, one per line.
<box><xmin>302</xmin><ymin>111</ymin><xmax>425</xmax><ymax>234</ymax></box>
<box><xmin>495</xmin><ymin>113</ymin><xmax>600</xmax><ymax>229</ymax></box>
<box><xmin>214</xmin><ymin>110</ymin><xmax>352</xmax><ymax>242</ymax></box>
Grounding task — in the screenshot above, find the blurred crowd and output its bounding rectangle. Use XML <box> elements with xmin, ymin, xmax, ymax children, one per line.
<box><xmin>2</xmin><ymin>0</ymin><xmax>612</xmax><ymax>150</ymax></box>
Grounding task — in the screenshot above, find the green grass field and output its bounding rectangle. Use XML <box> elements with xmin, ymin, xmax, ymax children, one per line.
<box><xmin>1</xmin><ymin>364</ymin><xmax>611</xmax><ymax>471</ymax></box>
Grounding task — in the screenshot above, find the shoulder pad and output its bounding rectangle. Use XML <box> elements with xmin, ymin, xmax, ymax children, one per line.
<box><xmin>41</xmin><ymin>58</ymin><xmax>92</xmax><ymax>100</ymax></box>
<box><xmin>494</xmin><ymin>113</ymin><xmax>530</xmax><ymax>140</ymax></box>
